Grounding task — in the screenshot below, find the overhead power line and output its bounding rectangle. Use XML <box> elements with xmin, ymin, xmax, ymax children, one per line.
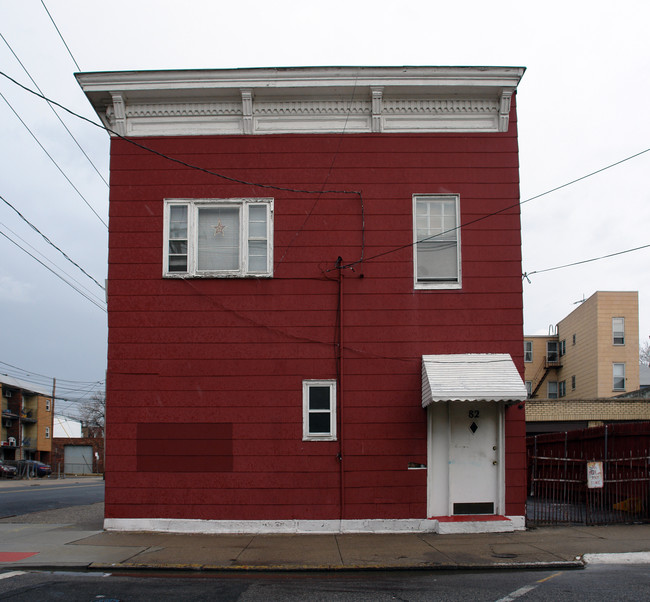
<box><xmin>0</xmin><ymin>193</ymin><xmax>104</xmax><ymax>290</ymax></box>
<box><xmin>0</xmin><ymin>227</ymin><xmax>106</xmax><ymax>312</ymax></box>
<box><xmin>523</xmin><ymin>243</ymin><xmax>650</xmax><ymax>282</ymax></box>
<box><xmin>0</xmin><ymin>217</ymin><xmax>105</xmax><ymax>307</ymax></box>
<box><xmin>0</xmin><ymin>32</ymin><xmax>108</xmax><ymax>187</ymax></box>
<box><xmin>0</xmin><ymin>91</ymin><xmax>108</xmax><ymax>228</ymax></box>
<box><xmin>40</xmin><ymin>0</ymin><xmax>81</xmax><ymax>71</ymax></box>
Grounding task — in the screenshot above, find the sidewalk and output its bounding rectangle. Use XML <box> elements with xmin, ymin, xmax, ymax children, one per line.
<box><xmin>2</xmin><ymin>503</ymin><xmax>650</xmax><ymax>571</ymax></box>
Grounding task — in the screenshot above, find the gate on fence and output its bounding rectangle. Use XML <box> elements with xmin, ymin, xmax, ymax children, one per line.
<box><xmin>527</xmin><ymin>422</ymin><xmax>650</xmax><ymax>526</ymax></box>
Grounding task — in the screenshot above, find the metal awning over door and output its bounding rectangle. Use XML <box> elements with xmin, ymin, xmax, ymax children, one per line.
<box><xmin>422</xmin><ymin>354</ymin><xmax>527</xmax><ymax>406</ymax></box>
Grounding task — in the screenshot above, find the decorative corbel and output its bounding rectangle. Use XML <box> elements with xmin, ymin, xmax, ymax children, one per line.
<box><xmin>110</xmin><ymin>93</ymin><xmax>127</xmax><ymax>136</ymax></box>
<box><xmin>498</xmin><ymin>91</ymin><xmax>513</xmax><ymax>132</ymax></box>
<box><xmin>371</xmin><ymin>86</ymin><xmax>384</xmax><ymax>133</ymax></box>
<box><xmin>241</xmin><ymin>88</ymin><xmax>253</xmax><ymax>135</ymax></box>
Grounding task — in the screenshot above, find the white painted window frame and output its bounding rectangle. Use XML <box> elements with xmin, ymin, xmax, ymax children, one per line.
<box><xmin>612</xmin><ymin>317</ymin><xmax>625</xmax><ymax>345</ymax></box>
<box><xmin>524</xmin><ymin>341</ymin><xmax>533</xmax><ymax>363</ymax></box>
<box><xmin>302</xmin><ymin>380</ymin><xmax>337</xmax><ymax>442</ymax></box>
<box><xmin>547</xmin><ymin>381</ymin><xmax>558</xmax><ymax>399</ymax></box>
<box><xmin>613</xmin><ymin>363</ymin><xmax>626</xmax><ymax>391</ymax></box>
<box><xmin>163</xmin><ymin>198</ymin><xmax>273</xmax><ymax>278</ymax></box>
<box><xmin>45</xmin><ymin>426</ymin><xmax>50</xmax><ymax>438</ymax></box>
<box><xmin>413</xmin><ymin>194</ymin><xmax>461</xmax><ymax>290</ymax></box>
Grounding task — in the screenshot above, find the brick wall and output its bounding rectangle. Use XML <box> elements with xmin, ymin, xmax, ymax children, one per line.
<box><xmin>526</xmin><ymin>398</ymin><xmax>650</xmax><ymax>422</ymax></box>
<box><xmin>51</xmin><ymin>437</ymin><xmax>105</xmax><ymax>475</ymax></box>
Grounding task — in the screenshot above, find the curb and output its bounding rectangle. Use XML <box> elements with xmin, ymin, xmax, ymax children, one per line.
<box><xmin>86</xmin><ymin>560</ymin><xmax>586</xmax><ymax>573</ymax></box>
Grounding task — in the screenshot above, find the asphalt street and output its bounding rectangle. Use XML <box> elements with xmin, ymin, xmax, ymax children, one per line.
<box><xmin>1</xmin><ymin>564</ymin><xmax>650</xmax><ymax>601</ymax></box>
<box><xmin>0</xmin><ymin>478</ymin><xmax>104</xmax><ymax>518</ymax></box>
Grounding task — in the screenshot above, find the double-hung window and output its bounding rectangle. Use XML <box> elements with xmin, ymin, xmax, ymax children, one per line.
<box><xmin>164</xmin><ymin>198</ymin><xmax>273</xmax><ymax>277</ymax></box>
<box><xmin>547</xmin><ymin>381</ymin><xmax>558</xmax><ymax>399</ymax></box>
<box><xmin>524</xmin><ymin>341</ymin><xmax>533</xmax><ymax>363</ymax></box>
<box><xmin>302</xmin><ymin>380</ymin><xmax>336</xmax><ymax>441</ymax></box>
<box><xmin>612</xmin><ymin>317</ymin><xmax>625</xmax><ymax>345</ymax></box>
<box><xmin>413</xmin><ymin>194</ymin><xmax>461</xmax><ymax>289</ymax></box>
<box><xmin>613</xmin><ymin>363</ymin><xmax>626</xmax><ymax>391</ymax></box>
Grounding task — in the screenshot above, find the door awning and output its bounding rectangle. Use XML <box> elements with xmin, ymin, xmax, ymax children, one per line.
<box><xmin>422</xmin><ymin>354</ymin><xmax>527</xmax><ymax>407</ymax></box>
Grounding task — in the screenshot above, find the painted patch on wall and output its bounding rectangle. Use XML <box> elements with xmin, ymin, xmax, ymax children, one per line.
<box><xmin>137</xmin><ymin>423</ymin><xmax>233</xmax><ymax>472</ymax></box>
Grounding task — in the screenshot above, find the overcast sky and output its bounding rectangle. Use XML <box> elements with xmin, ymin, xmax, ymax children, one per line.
<box><xmin>1</xmin><ymin>1</ymin><xmax>648</xmax><ymax>415</ymax></box>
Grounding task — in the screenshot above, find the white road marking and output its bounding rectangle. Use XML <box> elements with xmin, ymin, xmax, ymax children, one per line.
<box><xmin>0</xmin><ymin>571</ymin><xmax>26</xmax><ymax>580</ymax></box>
<box><xmin>495</xmin><ymin>571</ymin><xmax>564</xmax><ymax>601</ymax></box>
<box><xmin>495</xmin><ymin>584</ymin><xmax>537</xmax><ymax>601</ymax></box>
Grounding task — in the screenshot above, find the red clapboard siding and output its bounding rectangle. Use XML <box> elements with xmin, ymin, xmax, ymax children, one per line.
<box><xmin>106</xmin><ymin>108</ymin><xmax>526</xmax><ymax>522</ymax></box>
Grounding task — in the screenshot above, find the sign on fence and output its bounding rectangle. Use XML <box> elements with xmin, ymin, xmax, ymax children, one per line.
<box><xmin>587</xmin><ymin>461</ymin><xmax>604</xmax><ymax>489</ymax></box>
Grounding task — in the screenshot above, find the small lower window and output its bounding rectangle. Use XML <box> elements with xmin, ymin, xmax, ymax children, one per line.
<box><xmin>559</xmin><ymin>380</ymin><xmax>566</xmax><ymax>397</ymax></box>
<box><xmin>613</xmin><ymin>363</ymin><xmax>626</xmax><ymax>391</ymax></box>
<box><xmin>303</xmin><ymin>380</ymin><xmax>336</xmax><ymax>441</ymax></box>
<box><xmin>548</xmin><ymin>381</ymin><xmax>558</xmax><ymax>399</ymax></box>
<box><xmin>45</xmin><ymin>427</ymin><xmax>50</xmax><ymax>438</ymax></box>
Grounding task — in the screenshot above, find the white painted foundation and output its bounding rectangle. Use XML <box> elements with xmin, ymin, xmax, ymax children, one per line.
<box><xmin>104</xmin><ymin>516</ymin><xmax>526</xmax><ymax>535</ymax></box>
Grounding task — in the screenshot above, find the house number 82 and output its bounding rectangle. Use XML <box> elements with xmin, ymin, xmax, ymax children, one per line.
<box><xmin>468</xmin><ymin>410</ymin><xmax>480</xmax><ymax>418</ymax></box>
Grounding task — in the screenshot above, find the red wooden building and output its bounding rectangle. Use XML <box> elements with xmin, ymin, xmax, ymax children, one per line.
<box><xmin>78</xmin><ymin>66</ymin><xmax>528</xmax><ymax>534</ymax></box>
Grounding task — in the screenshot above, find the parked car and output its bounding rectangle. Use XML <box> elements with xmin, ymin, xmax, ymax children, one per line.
<box><xmin>0</xmin><ymin>459</ymin><xmax>17</xmax><ymax>478</ymax></box>
<box><xmin>31</xmin><ymin>461</ymin><xmax>52</xmax><ymax>477</ymax></box>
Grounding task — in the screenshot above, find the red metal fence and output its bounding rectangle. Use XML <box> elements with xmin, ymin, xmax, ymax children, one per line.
<box><xmin>527</xmin><ymin>422</ymin><xmax>650</xmax><ymax>526</ymax></box>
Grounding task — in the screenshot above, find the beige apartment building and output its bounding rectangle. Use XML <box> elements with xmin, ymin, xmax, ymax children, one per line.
<box><xmin>1</xmin><ymin>377</ymin><xmax>54</xmax><ymax>463</ymax></box>
<box><xmin>524</xmin><ymin>291</ymin><xmax>640</xmax><ymax>400</ymax></box>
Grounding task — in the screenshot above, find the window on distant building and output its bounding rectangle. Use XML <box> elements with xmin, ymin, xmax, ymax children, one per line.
<box><xmin>303</xmin><ymin>380</ymin><xmax>336</xmax><ymax>441</ymax></box>
<box><xmin>524</xmin><ymin>341</ymin><xmax>533</xmax><ymax>363</ymax></box>
<box><xmin>572</xmin><ymin>334</ymin><xmax>576</xmax><ymax>346</ymax></box>
<box><xmin>547</xmin><ymin>341</ymin><xmax>559</xmax><ymax>363</ymax></box>
<box><xmin>571</xmin><ymin>375</ymin><xmax>576</xmax><ymax>390</ymax></box>
<box><xmin>548</xmin><ymin>381</ymin><xmax>558</xmax><ymax>399</ymax></box>
<box><xmin>559</xmin><ymin>339</ymin><xmax>566</xmax><ymax>357</ymax></box>
<box><xmin>559</xmin><ymin>380</ymin><xmax>566</xmax><ymax>397</ymax></box>
<box><xmin>413</xmin><ymin>194</ymin><xmax>461</xmax><ymax>289</ymax></box>
<box><xmin>164</xmin><ymin>198</ymin><xmax>273</xmax><ymax>277</ymax></box>
<box><xmin>525</xmin><ymin>381</ymin><xmax>532</xmax><ymax>397</ymax></box>
<box><xmin>613</xmin><ymin>363</ymin><xmax>626</xmax><ymax>391</ymax></box>
<box><xmin>45</xmin><ymin>399</ymin><xmax>51</xmax><ymax>411</ymax></box>
<box><xmin>45</xmin><ymin>427</ymin><xmax>50</xmax><ymax>438</ymax></box>
<box><xmin>612</xmin><ymin>317</ymin><xmax>625</xmax><ymax>345</ymax></box>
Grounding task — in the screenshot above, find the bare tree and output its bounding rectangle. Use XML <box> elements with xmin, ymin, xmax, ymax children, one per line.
<box><xmin>79</xmin><ymin>392</ymin><xmax>105</xmax><ymax>437</ymax></box>
<box><xmin>641</xmin><ymin>340</ymin><xmax>650</xmax><ymax>367</ymax></box>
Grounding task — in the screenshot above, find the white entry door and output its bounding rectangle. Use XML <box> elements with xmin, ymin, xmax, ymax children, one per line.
<box><xmin>448</xmin><ymin>402</ymin><xmax>500</xmax><ymax>515</ymax></box>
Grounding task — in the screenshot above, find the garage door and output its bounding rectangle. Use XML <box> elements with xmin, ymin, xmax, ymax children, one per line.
<box><xmin>64</xmin><ymin>445</ymin><xmax>93</xmax><ymax>474</ymax></box>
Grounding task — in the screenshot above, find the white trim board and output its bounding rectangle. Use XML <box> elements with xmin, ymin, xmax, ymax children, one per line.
<box><xmin>104</xmin><ymin>516</ymin><xmax>525</xmax><ymax>534</ymax></box>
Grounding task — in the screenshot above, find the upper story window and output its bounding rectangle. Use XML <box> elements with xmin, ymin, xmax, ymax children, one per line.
<box><xmin>45</xmin><ymin>399</ymin><xmax>51</xmax><ymax>411</ymax></box>
<box><xmin>559</xmin><ymin>339</ymin><xmax>566</xmax><ymax>357</ymax></box>
<box><xmin>524</xmin><ymin>341</ymin><xmax>533</xmax><ymax>363</ymax></box>
<box><xmin>547</xmin><ymin>341</ymin><xmax>559</xmax><ymax>363</ymax></box>
<box><xmin>525</xmin><ymin>380</ymin><xmax>532</xmax><ymax>397</ymax></box>
<box><xmin>45</xmin><ymin>427</ymin><xmax>50</xmax><ymax>438</ymax></box>
<box><xmin>413</xmin><ymin>194</ymin><xmax>461</xmax><ymax>289</ymax></box>
<box><xmin>612</xmin><ymin>317</ymin><xmax>625</xmax><ymax>345</ymax></box>
<box><xmin>164</xmin><ymin>198</ymin><xmax>273</xmax><ymax>278</ymax></box>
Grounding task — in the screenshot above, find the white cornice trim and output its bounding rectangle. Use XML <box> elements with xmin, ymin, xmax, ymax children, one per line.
<box><xmin>77</xmin><ymin>66</ymin><xmax>525</xmax><ymax>137</ymax></box>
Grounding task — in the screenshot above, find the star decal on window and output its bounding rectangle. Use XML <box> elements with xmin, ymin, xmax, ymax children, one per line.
<box><xmin>212</xmin><ymin>219</ymin><xmax>227</xmax><ymax>236</ymax></box>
